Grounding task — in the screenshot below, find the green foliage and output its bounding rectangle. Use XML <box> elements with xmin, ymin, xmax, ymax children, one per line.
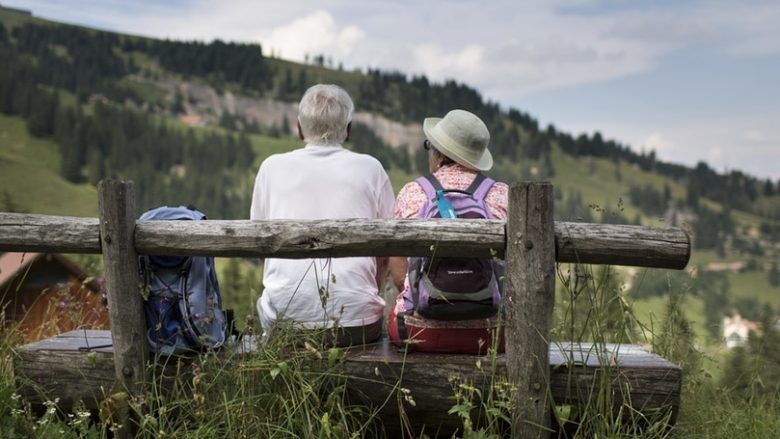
<box><xmin>217</xmin><ymin>257</ymin><xmax>262</xmax><ymax>330</ymax></box>
<box><xmin>348</xmin><ymin>122</ymin><xmax>411</xmax><ymax>172</ymax></box>
<box><xmin>653</xmin><ymin>285</ymin><xmax>702</xmax><ymax>378</ymax></box>
<box><xmin>691</xmin><ymin>203</ymin><xmax>734</xmax><ymax>249</ymax></box>
<box><xmin>628</xmin><ymin>269</ymin><xmax>691</xmax><ymax>300</ymax></box>
<box><xmin>719</xmin><ymin>314</ymin><xmax>780</xmax><ymax>402</ymax></box>
<box><xmin>555</xmin><ymin>264</ymin><xmax>638</xmax><ymax>346</ymax></box>
<box><xmin>768</xmin><ymin>261</ymin><xmax>780</xmax><ymax>287</ymax></box>
<box><xmin>0</xmin><ymin>71</ymin><xmax>255</xmax><ymax>217</ymax></box>
<box><xmin>134</xmin><ymin>38</ymin><xmax>273</xmax><ymax>93</ymax></box>
<box><xmin>628</xmin><ymin>184</ymin><xmax>666</xmax><ymax>216</ymax></box>
<box><xmin>0</xmin><ymin>113</ymin><xmax>97</xmax><ymax>216</ymax></box>
<box><xmin>695</xmin><ymin>269</ymin><xmax>732</xmax><ymax>338</ymax></box>
<box><xmin>555</xmin><ymin>191</ymin><xmax>595</xmax><ymax>222</ymax></box>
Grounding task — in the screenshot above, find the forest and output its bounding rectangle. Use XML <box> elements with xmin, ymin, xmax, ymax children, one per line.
<box><xmin>2</xmin><ymin>19</ymin><xmax>779</xmax><ymax>224</ymax></box>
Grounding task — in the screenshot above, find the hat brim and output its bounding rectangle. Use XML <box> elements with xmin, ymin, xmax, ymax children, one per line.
<box><xmin>423</xmin><ymin>117</ymin><xmax>493</xmax><ymax>171</ymax></box>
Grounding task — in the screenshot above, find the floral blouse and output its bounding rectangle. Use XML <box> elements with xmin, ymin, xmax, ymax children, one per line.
<box><xmin>393</xmin><ymin>164</ymin><xmax>509</xmax><ymax>220</ymax></box>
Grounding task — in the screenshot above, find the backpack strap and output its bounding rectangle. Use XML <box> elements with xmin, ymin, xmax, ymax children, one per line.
<box><xmin>464</xmin><ymin>173</ymin><xmax>487</xmax><ymax>195</ymax></box>
<box><xmin>415</xmin><ymin>174</ymin><xmax>444</xmax><ymax>200</ymax></box>
<box><xmin>469</xmin><ymin>174</ymin><xmax>496</xmax><ymax>202</ymax></box>
<box><xmin>395</xmin><ymin>309</ymin><xmax>416</xmax><ymax>353</ymax></box>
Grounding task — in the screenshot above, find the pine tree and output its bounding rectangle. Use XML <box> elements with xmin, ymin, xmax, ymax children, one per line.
<box><xmin>769</xmin><ymin>261</ymin><xmax>780</xmax><ymax>287</ymax></box>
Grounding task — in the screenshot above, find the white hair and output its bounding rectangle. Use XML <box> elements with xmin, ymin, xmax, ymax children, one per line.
<box><xmin>298</xmin><ymin>84</ymin><xmax>354</xmax><ymax>145</ymax></box>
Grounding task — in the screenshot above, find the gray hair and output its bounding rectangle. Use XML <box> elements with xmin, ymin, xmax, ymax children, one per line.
<box><xmin>298</xmin><ymin>84</ymin><xmax>354</xmax><ymax>145</ymax></box>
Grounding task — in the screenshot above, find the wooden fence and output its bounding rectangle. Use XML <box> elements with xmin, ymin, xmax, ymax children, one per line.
<box><xmin>0</xmin><ymin>179</ymin><xmax>690</xmax><ymax>438</ymax></box>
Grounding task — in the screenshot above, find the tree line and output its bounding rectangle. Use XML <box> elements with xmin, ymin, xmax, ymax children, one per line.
<box><xmin>0</xmin><ymin>71</ymin><xmax>253</xmax><ymax>219</ymax></box>
<box><xmin>3</xmin><ymin>18</ymin><xmax>780</xmax><ymax>225</ymax></box>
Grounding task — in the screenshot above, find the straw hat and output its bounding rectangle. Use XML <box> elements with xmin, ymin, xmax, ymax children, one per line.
<box><xmin>423</xmin><ymin>109</ymin><xmax>492</xmax><ymax>171</ymax></box>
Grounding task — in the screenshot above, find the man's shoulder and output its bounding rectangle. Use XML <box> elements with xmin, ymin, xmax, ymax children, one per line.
<box><xmin>338</xmin><ymin>149</ymin><xmax>391</xmax><ymax>180</ymax></box>
<box><xmin>340</xmin><ymin>148</ymin><xmax>384</xmax><ymax>166</ymax></box>
<box><xmin>259</xmin><ymin>148</ymin><xmax>305</xmax><ymax>168</ymax></box>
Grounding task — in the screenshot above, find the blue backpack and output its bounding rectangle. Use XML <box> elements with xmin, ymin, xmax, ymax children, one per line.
<box><xmin>139</xmin><ymin>206</ymin><xmax>229</xmax><ymax>355</ymax></box>
<box><xmin>404</xmin><ymin>173</ymin><xmax>503</xmax><ymax>321</ymax></box>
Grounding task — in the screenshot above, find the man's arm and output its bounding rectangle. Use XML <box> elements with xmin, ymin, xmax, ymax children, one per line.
<box><xmin>376</xmin><ymin>257</ymin><xmax>389</xmax><ymax>293</ymax></box>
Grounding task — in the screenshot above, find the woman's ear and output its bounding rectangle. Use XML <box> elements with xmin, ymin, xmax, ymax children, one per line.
<box><xmin>345</xmin><ymin>122</ymin><xmax>352</xmax><ymax>143</ymax></box>
<box><xmin>297</xmin><ymin>121</ymin><xmax>304</xmax><ymax>141</ymax></box>
<box><xmin>434</xmin><ymin>150</ymin><xmax>445</xmax><ymax>167</ymax></box>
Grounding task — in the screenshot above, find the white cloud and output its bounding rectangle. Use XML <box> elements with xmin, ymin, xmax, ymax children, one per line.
<box><xmin>708</xmin><ymin>147</ymin><xmax>723</xmax><ymax>162</ymax></box>
<box><xmin>261</xmin><ymin>10</ymin><xmax>365</xmax><ymax>62</ymax></box>
<box><xmin>641</xmin><ymin>133</ymin><xmax>672</xmax><ymax>154</ymax></box>
<box><xmin>412</xmin><ymin>43</ymin><xmax>485</xmax><ymax>81</ymax></box>
<box><xmin>743</xmin><ymin>129</ymin><xmax>780</xmax><ymax>144</ymax></box>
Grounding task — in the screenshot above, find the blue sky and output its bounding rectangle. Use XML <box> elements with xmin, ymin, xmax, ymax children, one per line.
<box><xmin>6</xmin><ymin>0</ymin><xmax>780</xmax><ymax>180</ymax></box>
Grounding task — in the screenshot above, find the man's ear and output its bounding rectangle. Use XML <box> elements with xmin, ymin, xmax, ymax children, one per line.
<box><xmin>297</xmin><ymin>121</ymin><xmax>304</xmax><ymax>141</ymax></box>
<box><xmin>345</xmin><ymin>122</ymin><xmax>352</xmax><ymax>143</ymax></box>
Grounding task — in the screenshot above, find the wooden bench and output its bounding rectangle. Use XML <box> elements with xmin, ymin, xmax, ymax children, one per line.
<box><xmin>1</xmin><ymin>180</ymin><xmax>690</xmax><ymax>438</ymax></box>
<box><xmin>14</xmin><ymin>330</ymin><xmax>681</xmax><ymax>435</ymax></box>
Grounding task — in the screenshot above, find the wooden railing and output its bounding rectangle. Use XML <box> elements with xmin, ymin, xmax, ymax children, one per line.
<box><xmin>0</xmin><ymin>179</ymin><xmax>690</xmax><ymax>438</ymax></box>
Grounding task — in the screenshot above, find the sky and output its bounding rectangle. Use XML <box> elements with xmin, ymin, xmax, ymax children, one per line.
<box><xmin>5</xmin><ymin>0</ymin><xmax>780</xmax><ymax>180</ymax></box>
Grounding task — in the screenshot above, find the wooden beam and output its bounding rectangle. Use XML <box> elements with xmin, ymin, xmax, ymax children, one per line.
<box><xmin>134</xmin><ymin>218</ymin><xmax>505</xmax><ymax>258</ymax></box>
<box><xmin>555</xmin><ymin>222</ymin><xmax>690</xmax><ymax>269</ymax></box>
<box><xmin>505</xmin><ymin>182</ymin><xmax>556</xmax><ymax>438</ymax></box>
<box><xmin>97</xmin><ymin>180</ymin><xmax>147</xmax><ymax>439</ymax></box>
<box><xmin>0</xmin><ymin>213</ymin><xmax>100</xmax><ymax>253</ymax></box>
<box><xmin>0</xmin><ymin>213</ymin><xmax>691</xmax><ymax>269</ymax></box>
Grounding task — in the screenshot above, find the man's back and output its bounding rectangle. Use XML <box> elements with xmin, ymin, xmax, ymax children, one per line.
<box><xmin>250</xmin><ymin>144</ymin><xmax>394</xmax><ymax>331</ymax></box>
<box><xmin>251</xmin><ymin>145</ymin><xmax>391</xmax><ymax>220</ymax></box>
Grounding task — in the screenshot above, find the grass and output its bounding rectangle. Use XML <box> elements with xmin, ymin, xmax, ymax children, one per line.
<box><xmin>724</xmin><ymin>270</ymin><xmax>780</xmax><ymax>303</ymax></box>
<box><xmin>3</xmin><ymin>255</ymin><xmax>780</xmax><ymax>437</ymax></box>
<box><xmin>674</xmin><ymin>386</ymin><xmax>780</xmax><ymax>438</ymax></box>
<box><xmin>0</xmin><ymin>114</ymin><xmax>97</xmax><ymax>216</ymax></box>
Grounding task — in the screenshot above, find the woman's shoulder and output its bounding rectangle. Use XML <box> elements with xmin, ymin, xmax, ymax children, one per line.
<box><xmin>398</xmin><ymin>178</ymin><xmax>424</xmax><ymax>193</ymax></box>
<box><xmin>489</xmin><ymin>180</ymin><xmax>509</xmax><ymax>192</ymax></box>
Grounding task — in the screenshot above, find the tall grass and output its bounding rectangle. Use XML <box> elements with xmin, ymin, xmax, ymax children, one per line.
<box><xmin>2</xmin><ymin>262</ymin><xmax>779</xmax><ymax>438</ymax></box>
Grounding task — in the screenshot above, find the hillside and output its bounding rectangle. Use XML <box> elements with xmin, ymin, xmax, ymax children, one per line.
<box><xmin>2</xmin><ymin>7</ymin><xmax>780</xmax><ymax>353</ymax></box>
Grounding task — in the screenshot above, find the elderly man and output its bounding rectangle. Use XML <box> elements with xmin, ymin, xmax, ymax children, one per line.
<box><xmin>250</xmin><ymin>84</ymin><xmax>394</xmax><ymax>346</ymax></box>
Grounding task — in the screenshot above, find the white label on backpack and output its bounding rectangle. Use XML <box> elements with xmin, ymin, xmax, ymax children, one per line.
<box><xmin>447</xmin><ymin>270</ymin><xmax>474</xmax><ymax>275</ymax></box>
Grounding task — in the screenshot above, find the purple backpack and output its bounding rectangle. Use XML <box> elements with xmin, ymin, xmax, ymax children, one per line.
<box><xmin>404</xmin><ymin>173</ymin><xmax>502</xmax><ymax>321</ymax></box>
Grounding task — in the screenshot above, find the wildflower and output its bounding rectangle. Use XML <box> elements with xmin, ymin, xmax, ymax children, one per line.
<box><xmin>400</xmin><ymin>388</ymin><xmax>416</xmax><ymax>407</ymax></box>
<box><xmin>193</xmin><ymin>392</ymin><xmax>205</xmax><ymax>405</ymax></box>
<box><xmin>43</xmin><ymin>397</ymin><xmax>60</xmax><ymax>407</ymax></box>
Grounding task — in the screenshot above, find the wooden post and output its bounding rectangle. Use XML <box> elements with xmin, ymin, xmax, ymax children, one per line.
<box><xmin>505</xmin><ymin>182</ymin><xmax>555</xmax><ymax>438</ymax></box>
<box><xmin>98</xmin><ymin>180</ymin><xmax>147</xmax><ymax>437</ymax></box>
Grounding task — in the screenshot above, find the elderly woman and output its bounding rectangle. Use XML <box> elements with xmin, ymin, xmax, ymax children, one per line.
<box><xmin>388</xmin><ymin>109</ymin><xmax>509</xmax><ymax>354</ymax></box>
<box><xmin>251</xmin><ymin>84</ymin><xmax>395</xmax><ymax>346</ymax></box>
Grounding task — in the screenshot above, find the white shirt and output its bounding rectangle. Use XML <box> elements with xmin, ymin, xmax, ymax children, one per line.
<box><xmin>250</xmin><ymin>143</ymin><xmax>395</xmax><ymax>331</ymax></box>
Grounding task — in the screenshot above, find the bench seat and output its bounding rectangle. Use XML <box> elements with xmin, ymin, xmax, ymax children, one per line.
<box><xmin>14</xmin><ymin>330</ymin><xmax>681</xmax><ymax>434</ymax></box>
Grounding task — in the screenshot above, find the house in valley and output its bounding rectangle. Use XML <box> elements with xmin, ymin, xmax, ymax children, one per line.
<box><xmin>0</xmin><ymin>252</ymin><xmax>109</xmax><ymax>339</ymax></box>
<box><xmin>722</xmin><ymin>313</ymin><xmax>760</xmax><ymax>348</ymax></box>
